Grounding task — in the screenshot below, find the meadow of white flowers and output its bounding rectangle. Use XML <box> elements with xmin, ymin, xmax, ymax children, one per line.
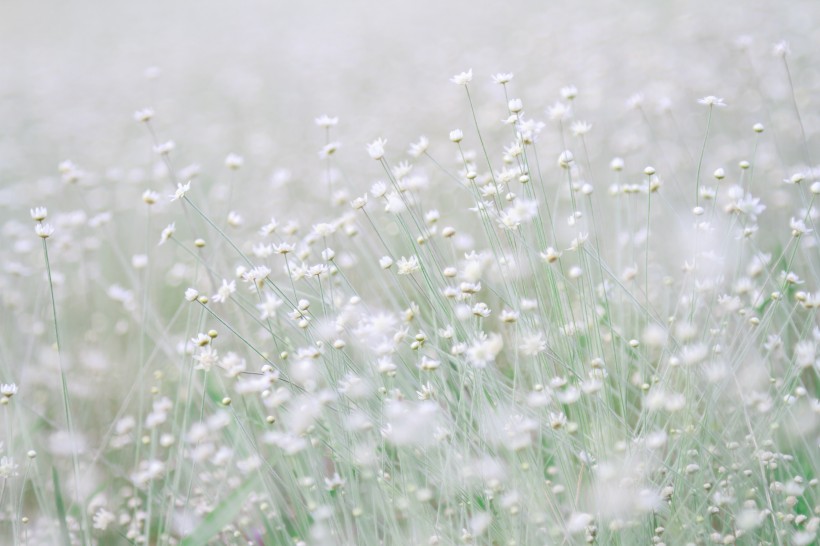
<box><xmin>1</xmin><ymin>1</ymin><xmax>819</xmax><ymax>545</ymax></box>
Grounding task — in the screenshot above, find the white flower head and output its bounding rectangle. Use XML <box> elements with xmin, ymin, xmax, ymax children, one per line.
<box><xmin>451</xmin><ymin>69</ymin><xmax>472</xmax><ymax>85</ymax></box>
<box><xmin>491</xmin><ymin>72</ymin><xmax>513</xmax><ymax>84</ymax></box>
<box><xmin>315</xmin><ymin>114</ymin><xmax>339</xmax><ymax>128</ymax></box>
<box><xmin>30</xmin><ymin>207</ymin><xmax>47</xmax><ymax>221</ymax></box>
<box><xmin>170</xmin><ymin>181</ymin><xmax>191</xmax><ymax>202</ymax></box>
<box><xmin>35</xmin><ymin>223</ymin><xmax>54</xmax><ymax>239</ymax></box>
<box><xmin>698</xmin><ymin>96</ymin><xmax>726</xmax><ymax>107</ymax></box>
<box><xmin>158</xmin><ymin>222</ymin><xmax>175</xmax><ymax>245</ymax></box>
<box><xmin>367</xmin><ymin>138</ymin><xmax>387</xmax><ymax>160</ymax></box>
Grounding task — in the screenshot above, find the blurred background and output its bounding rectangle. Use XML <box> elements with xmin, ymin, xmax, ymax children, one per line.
<box><xmin>2</xmin><ymin>0</ymin><xmax>818</xmax><ymax>189</ymax></box>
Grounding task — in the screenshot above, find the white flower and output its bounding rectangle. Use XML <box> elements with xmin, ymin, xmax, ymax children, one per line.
<box><xmin>408</xmin><ymin>136</ymin><xmax>429</xmax><ymax>158</ymax></box>
<box><xmin>451</xmin><ymin>69</ymin><xmax>472</xmax><ymax>85</ymax></box>
<box><xmin>153</xmin><ymin>141</ymin><xmax>175</xmax><ymax>155</ymax></box>
<box><xmin>30</xmin><ymin>207</ymin><xmax>47</xmax><ymax>221</ymax></box>
<box><xmin>396</xmin><ymin>256</ymin><xmax>419</xmax><ymax>275</ymax></box>
<box><xmin>449</xmin><ymin>129</ymin><xmax>464</xmax><ymax>143</ymax></box>
<box><xmin>158</xmin><ymin>222</ymin><xmax>175</xmax><ymax>245</ymax></box>
<box><xmin>212</xmin><ymin>279</ymin><xmax>236</xmax><ymax>303</ymax></box>
<box><xmin>35</xmin><ymin>223</ymin><xmax>54</xmax><ymax>239</ymax></box>
<box><xmin>379</xmin><ymin>256</ymin><xmax>394</xmax><ymax>269</ymax></box>
<box><xmin>225</xmin><ymin>153</ymin><xmax>244</xmax><ymax>169</ymax></box>
<box><xmin>256</xmin><ymin>295</ymin><xmax>283</xmax><ymax>320</ymax></box>
<box><xmin>491</xmin><ymin>72</ymin><xmax>513</xmax><ymax>84</ymax></box>
<box><xmin>547</xmin><ymin>101</ymin><xmax>572</xmax><ymax>121</ymax></box>
<box><xmin>184</xmin><ymin>288</ymin><xmax>199</xmax><ymax>302</ymax></box>
<box><xmin>193</xmin><ymin>346</ymin><xmax>219</xmax><ymax>372</ymax></box>
<box><xmin>170</xmin><ymin>181</ymin><xmax>191</xmax><ymax>202</ymax></box>
<box><xmin>0</xmin><ymin>456</ymin><xmax>18</xmax><ymax>478</ymax></box>
<box><xmin>1</xmin><ymin>383</ymin><xmax>18</xmax><ymax>398</ymax></box>
<box><xmin>367</xmin><ymin>138</ymin><xmax>387</xmax><ymax>160</ymax></box>
<box><xmin>93</xmin><ymin>508</ymin><xmax>116</xmax><ymax>531</ymax></box>
<box><xmin>698</xmin><ymin>96</ymin><xmax>726</xmax><ymax>107</ymax></box>
<box><xmin>315</xmin><ymin>115</ymin><xmax>339</xmax><ymax>128</ymax></box>
<box><xmin>142</xmin><ymin>189</ymin><xmax>159</xmax><ymax>205</ymax></box>
<box><xmin>570</xmin><ymin>121</ymin><xmax>592</xmax><ymax>136</ymax></box>
<box><xmin>133</xmin><ymin>108</ymin><xmax>154</xmax><ymax>122</ymax></box>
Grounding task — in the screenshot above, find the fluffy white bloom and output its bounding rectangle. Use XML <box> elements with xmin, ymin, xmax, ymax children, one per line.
<box><xmin>396</xmin><ymin>256</ymin><xmax>420</xmax><ymax>275</ymax></box>
<box><xmin>367</xmin><ymin>138</ymin><xmax>387</xmax><ymax>160</ymax></box>
<box><xmin>451</xmin><ymin>69</ymin><xmax>472</xmax><ymax>85</ymax></box>
<box><xmin>170</xmin><ymin>181</ymin><xmax>191</xmax><ymax>202</ymax></box>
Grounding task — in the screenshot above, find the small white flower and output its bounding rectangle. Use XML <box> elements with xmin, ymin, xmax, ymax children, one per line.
<box><xmin>315</xmin><ymin>115</ymin><xmax>339</xmax><ymax>128</ymax></box>
<box><xmin>396</xmin><ymin>256</ymin><xmax>419</xmax><ymax>275</ymax></box>
<box><xmin>153</xmin><ymin>141</ymin><xmax>175</xmax><ymax>155</ymax></box>
<box><xmin>451</xmin><ymin>69</ymin><xmax>472</xmax><ymax>85</ymax></box>
<box><xmin>170</xmin><ymin>181</ymin><xmax>191</xmax><ymax>202</ymax></box>
<box><xmin>698</xmin><ymin>96</ymin><xmax>726</xmax><ymax>107</ymax></box>
<box><xmin>30</xmin><ymin>207</ymin><xmax>47</xmax><ymax>221</ymax></box>
<box><xmin>212</xmin><ymin>279</ymin><xmax>236</xmax><ymax>303</ymax></box>
<box><xmin>134</xmin><ymin>108</ymin><xmax>154</xmax><ymax>122</ymax></box>
<box><xmin>158</xmin><ymin>222</ymin><xmax>175</xmax><ymax>245</ymax></box>
<box><xmin>1</xmin><ymin>383</ymin><xmax>18</xmax><ymax>398</ymax></box>
<box><xmin>225</xmin><ymin>153</ymin><xmax>244</xmax><ymax>169</ymax></box>
<box><xmin>35</xmin><ymin>223</ymin><xmax>54</xmax><ymax>239</ymax></box>
<box><xmin>184</xmin><ymin>288</ymin><xmax>199</xmax><ymax>302</ymax></box>
<box><xmin>367</xmin><ymin>138</ymin><xmax>387</xmax><ymax>160</ymax></box>
<box><xmin>142</xmin><ymin>189</ymin><xmax>159</xmax><ymax>205</ymax></box>
<box><xmin>379</xmin><ymin>256</ymin><xmax>394</xmax><ymax>269</ymax></box>
<box><xmin>408</xmin><ymin>136</ymin><xmax>429</xmax><ymax>158</ymax></box>
<box><xmin>491</xmin><ymin>72</ymin><xmax>513</xmax><ymax>84</ymax></box>
<box><xmin>449</xmin><ymin>129</ymin><xmax>463</xmax><ymax>143</ymax></box>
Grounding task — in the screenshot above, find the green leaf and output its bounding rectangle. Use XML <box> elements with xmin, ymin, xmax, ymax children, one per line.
<box><xmin>180</xmin><ymin>476</ymin><xmax>258</xmax><ymax>546</ymax></box>
<box><xmin>52</xmin><ymin>467</ymin><xmax>71</xmax><ymax>546</ymax></box>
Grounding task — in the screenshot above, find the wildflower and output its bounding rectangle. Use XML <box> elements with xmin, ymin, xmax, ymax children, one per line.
<box><xmin>169</xmin><ymin>181</ymin><xmax>191</xmax><ymax>202</ymax></box>
<box><xmin>408</xmin><ymin>136</ymin><xmax>429</xmax><ymax>158</ymax></box>
<box><xmin>133</xmin><ymin>108</ymin><xmax>154</xmax><ymax>122</ymax></box>
<box><xmin>153</xmin><ymin>141</ymin><xmax>175</xmax><ymax>155</ymax></box>
<box><xmin>193</xmin><ymin>346</ymin><xmax>219</xmax><ymax>372</ymax></box>
<box><xmin>35</xmin><ymin>223</ymin><xmax>54</xmax><ymax>239</ymax></box>
<box><xmin>451</xmin><ymin>69</ymin><xmax>472</xmax><ymax>85</ymax></box>
<box><xmin>158</xmin><ymin>222</ymin><xmax>175</xmax><ymax>245</ymax></box>
<box><xmin>93</xmin><ymin>508</ymin><xmax>116</xmax><ymax>531</ymax></box>
<box><xmin>698</xmin><ymin>96</ymin><xmax>726</xmax><ymax>107</ymax></box>
<box><xmin>184</xmin><ymin>288</ymin><xmax>199</xmax><ymax>302</ymax></box>
<box><xmin>773</xmin><ymin>40</ymin><xmax>790</xmax><ymax>57</ymax></box>
<box><xmin>0</xmin><ymin>456</ymin><xmax>18</xmax><ymax>478</ymax></box>
<box><xmin>319</xmin><ymin>141</ymin><xmax>340</xmax><ymax>158</ymax></box>
<box><xmin>212</xmin><ymin>279</ymin><xmax>236</xmax><ymax>303</ymax></box>
<box><xmin>315</xmin><ymin>114</ymin><xmax>339</xmax><ymax>128</ymax></box>
<box><xmin>491</xmin><ymin>72</ymin><xmax>513</xmax><ymax>84</ymax></box>
<box><xmin>547</xmin><ymin>101</ymin><xmax>572</xmax><ymax>121</ymax></box>
<box><xmin>570</xmin><ymin>121</ymin><xmax>592</xmax><ymax>136</ymax></box>
<box><xmin>367</xmin><ymin>138</ymin><xmax>387</xmax><ymax>160</ymax></box>
<box><xmin>396</xmin><ymin>256</ymin><xmax>419</xmax><ymax>275</ymax></box>
<box><xmin>225</xmin><ymin>153</ymin><xmax>244</xmax><ymax>169</ymax></box>
<box><xmin>560</xmin><ymin>85</ymin><xmax>578</xmax><ymax>100</ymax></box>
<box><xmin>449</xmin><ymin>129</ymin><xmax>464</xmax><ymax>143</ymax></box>
<box><xmin>274</xmin><ymin>242</ymin><xmax>295</xmax><ymax>254</ymax></box>
<box><xmin>30</xmin><ymin>207</ymin><xmax>47</xmax><ymax>221</ymax></box>
<box><xmin>1</xmin><ymin>383</ymin><xmax>17</xmax><ymax>398</ymax></box>
<box><xmin>142</xmin><ymin>189</ymin><xmax>159</xmax><ymax>205</ymax></box>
